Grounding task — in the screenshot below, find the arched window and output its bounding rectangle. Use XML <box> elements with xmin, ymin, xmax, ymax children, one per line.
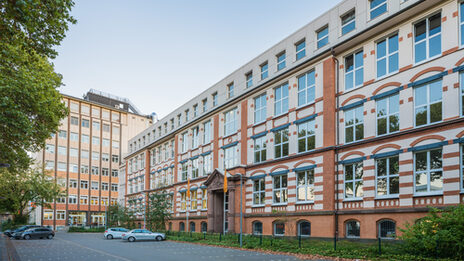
<box><xmin>252</xmin><ymin>221</ymin><xmax>263</xmax><ymax>235</ymax></box>
<box><xmin>378</xmin><ymin>220</ymin><xmax>396</xmax><ymax>239</ymax></box>
<box><xmin>298</xmin><ymin>221</ymin><xmax>311</xmax><ymax>237</ymax></box>
<box><xmin>179</xmin><ymin>222</ymin><xmax>185</xmax><ymax>232</ymax></box>
<box><xmin>201</xmin><ymin>222</ymin><xmax>207</xmax><ymax>233</ymax></box>
<box><xmin>189</xmin><ymin>222</ymin><xmax>196</xmax><ymax>232</ymax></box>
<box><xmin>274</xmin><ymin>222</ymin><xmax>285</xmax><ymax>236</ymax></box>
<box><xmin>346</xmin><ymin>220</ymin><xmax>360</xmax><ymax>238</ymax></box>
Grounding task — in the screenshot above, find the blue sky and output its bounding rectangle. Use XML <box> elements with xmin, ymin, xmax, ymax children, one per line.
<box><xmin>55</xmin><ymin>0</ymin><xmax>341</xmax><ymax>118</ymax></box>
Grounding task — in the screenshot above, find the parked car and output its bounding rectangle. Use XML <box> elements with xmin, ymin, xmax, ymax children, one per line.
<box><xmin>122</xmin><ymin>229</ymin><xmax>165</xmax><ymax>242</ymax></box>
<box><xmin>104</xmin><ymin>227</ymin><xmax>129</xmax><ymax>239</ymax></box>
<box><xmin>13</xmin><ymin>227</ymin><xmax>54</xmax><ymax>240</ymax></box>
<box><xmin>6</xmin><ymin>225</ymin><xmax>42</xmax><ymax>237</ymax></box>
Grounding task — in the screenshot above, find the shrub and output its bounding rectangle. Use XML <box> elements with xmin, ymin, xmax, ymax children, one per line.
<box><xmin>400</xmin><ymin>205</ymin><xmax>464</xmax><ymax>259</ymax></box>
<box><xmin>68</xmin><ymin>226</ymin><xmax>105</xmax><ymax>233</ymax></box>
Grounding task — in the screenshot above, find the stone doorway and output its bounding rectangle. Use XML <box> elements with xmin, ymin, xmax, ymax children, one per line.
<box><xmin>203</xmin><ymin>169</ymin><xmax>227</xmax><ymax>233</ymax></box>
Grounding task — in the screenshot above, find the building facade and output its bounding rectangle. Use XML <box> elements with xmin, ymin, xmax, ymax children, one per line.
<box><xmin>33</xmin><ymin>91</ymin><xmax>152</xmax><ymax>229</ymax></box>
<box><xmin>125</xmin><ymin>0</ymin><xmax>464</xmax><ymax>239</ymax></box>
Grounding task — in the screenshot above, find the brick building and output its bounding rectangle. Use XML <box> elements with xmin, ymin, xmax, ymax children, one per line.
<box><xmin>32</xmin><ymin>90</ymin><xmax>152</xmax><ymax>229</ymax></box>
<box><xmin>124</xmin><ymin>0</ymin><xmax>464</xmax><ymax>239</ymax></box>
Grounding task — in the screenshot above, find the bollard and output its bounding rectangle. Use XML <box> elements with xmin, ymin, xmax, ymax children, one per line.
<box><xmin>259</xmin><ymin>235</ymin><xmax>262</xmax><ymax>246</ymax></box>
<box><xmin>378</xmin><ymin>237</ymin><xmax>381</xmax><ymax>256</ymax></box>
<box><xmin>298</xmin><ymin>235</ymin><xmax>301</xmax><ymax>248</ymax></box>
<box><xmin>238</xmin><ymin>233</ymin><xmax>240</xmax><ymax>244</ymax></box>
<box><xmin>219</xmin><ymin>233</ymin><xmax>222</xmax><ymax>241</ymax></box>
<box><xmin>334</xmin><ymin>235</ymin><xmax>337</xmax><ymax>251</ymax></box>
<box><xmin>203</xmin><ymin>232</ymin><xmax>206</xmax><ymax>240</ymax></box>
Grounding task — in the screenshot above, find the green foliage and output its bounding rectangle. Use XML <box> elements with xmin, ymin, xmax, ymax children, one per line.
<box><xmin>0</xmin><ymin>0</ymin><xmax>77</xmax><ymax>58</ymax></box>
<box><xmin>400</xmin><ymin>205</ymin><xmax>464</xmax><ymax>259</ymax></box>
<box><xmin>0</xmin><ymin>167</ymin><xmax>64</xmax><ymax>222</ymax></box>
<box><xmin>0</xmin><ymin>219</ymin><xmax>29</xmax><ymax>231</ymax></box>
<box><xmin>145</xmin><ymin>192</ymin><xmax>172</xmax><ymax>231</ymax></box>
<box><xmin>68</xmin><ymin>227</ymin><xmax>106</xmax><ymax>233</ymax></box>
<box><xmin>106</xmin><ymin>204</ymin><xmax>137</xmax><ymax>229</ymax></box>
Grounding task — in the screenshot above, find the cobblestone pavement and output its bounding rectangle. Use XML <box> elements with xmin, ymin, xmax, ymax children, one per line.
<box><xmin>9</xmin><ymin>232</ymin><xmax>304</xmax><ymax>261</ymax></box>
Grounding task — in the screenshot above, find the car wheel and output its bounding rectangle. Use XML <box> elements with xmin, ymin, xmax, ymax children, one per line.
<box><xmin>24</xmin><ymin>235</ymin><xmax>31</xmax><ymax>240</ymax></box>
<box><xmin>47</xmin><ymin>234</ymin><xmax>54</xmax><ymax>239</ymax></box>
<box><xmin>128</xmin><ymin>237</ymin><xmax>135</xmax><ymax>242</ymax></box>
<box><xmin>106</xmin><ymin>234</ymin><xmax>113</xmax><ymax>240</ymax></box>
<box><xmin>155</xmin><ymin>236</ymin><xmax>162</xmax><ymax>241</ymax></box>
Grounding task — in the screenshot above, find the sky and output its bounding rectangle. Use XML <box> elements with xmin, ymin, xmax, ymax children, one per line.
<box><xmin>55</xmin><ymin>0</ymin><xmax>341</xmax><ymax>118</ymax></box>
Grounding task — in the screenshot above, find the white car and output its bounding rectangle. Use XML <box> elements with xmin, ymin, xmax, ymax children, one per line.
<box><xmin>104</xmin><ymin>228</ymin><xmax>129</xmax><ymax>239</ymax></box>
<box><xmin>122</xmin><ymin>229</ymin><xmax>166</xmax><ymax>242</ymax></box>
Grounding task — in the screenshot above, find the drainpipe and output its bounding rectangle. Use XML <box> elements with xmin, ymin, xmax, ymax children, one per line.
<box><xmin>331</xmin><ymin>48</ymin><xmax>340</xmax><ymax>241</ymax></box>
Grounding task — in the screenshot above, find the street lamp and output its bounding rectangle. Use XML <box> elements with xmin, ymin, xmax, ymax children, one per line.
<box><xmin>233</xmin><ymin>173</ymin><xmax>244</xmax><ymax>248</ymax></box>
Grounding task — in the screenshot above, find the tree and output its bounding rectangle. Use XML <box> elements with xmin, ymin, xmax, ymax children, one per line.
<box><xmin>107</xmin><ymin>204</ymin><xmax>136</xmax><ymax>229</ymax></box>
<box><xmin>0</xmin><ymin>0</ymin><xmax>76</xmax><ymax>170</ymax></box>
<box><xmin>0</xmin><ymin>167</ymin><xmax>64</xmax><ymax>223</ymax></box>
<box><xmin>145</xmin><ymin>192</ymin><xmax>172</xmax><ymax>231</ymax></box>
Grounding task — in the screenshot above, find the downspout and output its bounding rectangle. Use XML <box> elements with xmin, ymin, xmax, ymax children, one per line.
<box><xmin>331</xmin><ymin>48</ymin><xmax>340</xmax><ymax>241</ymax></box>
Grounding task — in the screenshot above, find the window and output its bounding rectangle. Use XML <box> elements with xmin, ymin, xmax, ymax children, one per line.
<box><xmin>92</xmin><ymin>136</ymin><xmax>100</xmax><ymax>145</ymax></box>
<box><xmin>344</xmin><ymin>162</ymin><xmax>363</xmax><ymax>199</ymax></box>
<box><xmin>71</xmin><ymin>116</ymin><xmax>79</xmax><ymax>125</ymax></box>
<box><xmin>68</xmin><ymin>195</ymin><xmax>77</xmax><ymax>204</ymax></box>
<box><xmin>376</xmin><ymin>156</ymin><xmax>399</xmax><ymax>197</ymax></box>
<box><xmin>113</xmin><ymin>140</ymin><xmax>119</xmax><ymax>149</ymax></box>
<box><xmin>377</xmin><ymin>34</ymin><xmax>399</xmax><ymax>78</ymax></box>
<box><xmin>91</xmin><ymin>181</ymin><xmax>99</xmax><ymax>190</ymax></box>
<box><xmin>45</xmin><ymin>160</ymin><xmax>54</xmax><ymax>170</ymax></box>
<box><xmin>92</xmin><ymin>121</ymin><xmax>100</xmax><ymax>130</ymax></box>
<box><xmin>298</xmin><ymin>119</ymin><xmax>316</xmax><ymax>153</ymax></box>
<box><xmin>201</xmin><ymin>188</ymin><xmax>207</xmax><ymax>209</ymax></box>
<box><xmin>461</xmin><ymin>1</ymin><xmax>464</xmax><ymax>46</ymax></box>
<box><xmin>189</xmin><ymin>222</ymin><xmax>196</xmax><ymax>232</ymax></box>
<box><xmin>212</xmin><ymin>93</ymin><xmax>218</xmax><ymax>107</ymax></box>
<box><xmin>181</xmin><ymin>163</ymin><xmax>188</xmax><ymax>181</ymax></box>
<box><xmin>81</xmin><ymin>150</ymin><xmax>89</xmax><ymax>159</ymax></box>
<box><xmin>190</xmin><ymin>190</ymin><xmax>197</xmax><ymax>210</ymax></box>
<box><xmin>370</xmin><ymin>0</ymin><xmax>387</xmax><ymax>19</ymax></box>
<box><xmin>44</xmin><ymin>210</ymin><xmax>53</xmax><ymax>220</ymax></box>
<box><xmin>45</xmin><ymin>144</ymin><xmax>55</xmax><ymax>154</ymax></box>
<box><xmin>274</xmin><ymin>128</ymin><xmax>289</xmax><ymax>159</ymax></box>
<box><xmin>346</xmin><ymin>220</ymin><xmax>360</xmax><ymax>238</ymax></box>
<box><xmin>227</xmin><ymin>82</ymin><xmax>234</xmax><ymax>99</ymax></box>
<box><xmin>296</xmin><ymin>40</ymin><xmax>306</xmax><ymax>60</ymax></box>
<box><xmin>80</xmin><ymin>165</ymin><xmax>89</xmax><ymax>174</ymax></box>
<box><xmin>177</xmin><ymin>114</ymin><xmax>182</xmax><ymax>126</ymax></box>
<box><xmin>345</xmin><ymin>50</ymin><xmax>364</xmax><ymax>90</ymax></box>
<box><xmin>203</xmin><ymin>121</ymin><xmax>212</xmax><ymax>144</ymax></box>
<box><xmin>273</xmin><ymin>174</ymin><xmax>288</xmax><ymax>204</ymax></box>
<box><xmin>415</xmin><ymin>80</ymin><xmax>442</xmax><ymax>126</ymax></box>
<box><xmin>377</xmin><ymin>94</ymin><xmax>399</xmax><ymax>135</ymax></box>
<box><xmin>203</xmin><ymin>154</ymin><xmax>212</xmax><ymax>175</ymax></box>
<box><xmin>57</xmin><ymin>162</ymin><xmax>66</xmax><ymax>171</ymax></box>
<box><xmin>461</xmin><ymin>145</ymin><xmax>464</xmax><ymax>191</ymax></box>
<box><xmin>181</xmin><ymin>132</ymin><xmax>188</xmax><ymax>153</ymax></box>
<box><xmin>297</xmin><ymin>170</ymin><xmax>315</xmax><ymax>202</ymax></box>
<box><xmin>70</xmin><ymin>132</ymin><xmax>78</xmax><ymax>141</ymax></box>
<box><xmin>341</xmin><ymin>10</ymin><xmax>356</xmax><ymax>36</ymax></box>
<box><xmin>58</xmin><ymin>130</ymin><xmax>67</xmax><ymax>139</ymax></box>
<box><xmin>56</xmin><ymin>210</ymin><xmax>66</xmax><ymax>220</ymax></box>
<box><xmin>246</xmin><ymin>72</ymin><xmax>253</xmax><ymax>88</ymax></box>
<box><xmin>202</xmin><ymin>100</ymin><xmax>207</xmax><ymax>113</ymax></box>
<box><xmin>253</xmin><ymin>221</ymin><xmax>263</xmax><ymax>235</ymax></box>
<box><xmin>316</xmin><ymin>26</ymin><xmax>329</xmax><ymax>49</ymax></box>
<box><xmin>91</xmin><ymin>166</ymin><xmax>99</xmax><ymax>175</ymax></box>
<box><xmin>201</xmin><ymin>222</ymin><xmax>207</xmax><ymax>232</ymax></box>
<box><xmin>254</xmin><ymin>136</ymin><xmax>267</xmax><ymax>163</ymax></box>
<box><xmin>224</xmin><ymin>145</ymin><xmax>238</xmax><ymax>169</ymax></box>
<box><xmin>102</xmin><ymin>168</ymin><xmax>109</xmax><ymax>176</ymax></box>
<box><xmin>180</xmin><ymin>192</ymin><xmax>186</xmax><ymax>211</ymax></box>
<box><xmin>461</xmin><ymin>73</ymin><xmax>464</xmax><ymax>116</ymax></box>
<box><xmin>81</xmin><ymin>134</ymin><xmax>89</xmax><ymax>143</ymax></box>
<box><xmin>345</xmin><ymin>105</ymin><xmax>364</xmax><ymax>143</ymax></box>
<box><xmin>81</xmin><ymin>119</ymin><xmax>89</xmax><ymax>128</ymax></box>
<box><xmin>414</xmin><ymin>149</ymin><xmax>443</xmax><ymax>194</ymax></box>
<box><xmin>224</xmin><ymin>108</ymin><xmax>237</xmax><ymax>136</ymax></box>
<box><xmin>57</xmin><ymin>146</ymin><xmax>66</xmax><ymax>156</ymax></box>
<box><xmin>298</xmin><ymin>70</ymin><xmax>315</xmax><ymax>107</ymax></box>
<box><xmin>277</xmin><ymin>52</ymin><xmax>286</xmax><ymax>71</ymax></box>
<box><xmin>101</xmin><ymin>182</ymin><xmax>109</xmax><ymax>191</ymax></box>
<box><xmin>274</xmin><ymin>222</ymin><xmax>285</xmax><ymax>236</ymax></box>
<box><xmin>253</xmin><ymin>178</ymin><xmax>265</xmax><ymax>205</ymax></box>
<box><xmin>111</xmin><ymin>183</ymin><xmax>118</xmax><ymax>192</ymax></box>
<box><xmin>414</xmin><ymin>13</ymin><xmax>441</xmax><ymax>63</ymax></box>
<box><xmin>80</xmin><ymin>180</ymin><xmax>88</xmax><ymax>189</ymax></box>
<box><xmin>298</xmin><ymin>221</ymin><xmax>311</xmax><ymax>237</ymax></box>
<box><xmin>254</xmin><ymin>93</ymin><xmax>267</xmax><ymax>123</ymax></box>
<box><xmin>69</xmin><ymin>179</ymin><xmax>77</xmax><ymax>188</ymax></box>
<box><xmin>274</xmin><ymin>83</ymin><xmax>289</xmax><ymax>116</ymax></box>
<box><xmin>379</xmin><ymin>220</ymin><xmax>396</xmax><ymax>239</ymax></box>
<box><xmin>192</xmin><ymin>158</ymin><xmax>199</xmax><ymax>178</ymax></box>
<box><xmin>102</xmin><ymin>153</ymin><xmax>109</xmax><ymax>162</ymax></box>
<box><xmin>80</xmin><ymin>195</ymin><xmax>88</xmax><ymax>205</ymax></box>
<box><xmin>102</xmin><ymin>123</ymin><xmax>110</xmax><ymax>132</ymax></box>
<box><xmin>111</xmin><ymin>169</ymin><xmax>118</xmax><ymax>177</ymax></box>
<box><xmin>193</xmin><ymin>105</ymin><xmax>198</xmax><ymax>117</ymax></box>
<box><xmin>192</xmin><ymin>127</ymin><xmax>199</xmax><ymax>149</ymax></box>
<box><xmin>260</xmin><ymin>63</ymin><xmax>268</xmax><ymax>80</ymax></box>
<box><xmin>69</xmin><ymin>163</ymin><xmax>78</xmax><ymax>173</ymax></box>
<box><xmin>112</xmin><ymin>155</ymin><xmax>119</xmax><ymax>163</ymax></box>
<box><xmin>185</xmin><ymin>109</ymin><xmax>190</xmax><ymax>122</ymax></box>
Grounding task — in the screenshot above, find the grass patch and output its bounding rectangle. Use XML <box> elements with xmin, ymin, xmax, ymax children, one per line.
<box><xmin>68</xmin><ymin>227</ymin><xmax>105</xmax><ymax>233</ymax></box>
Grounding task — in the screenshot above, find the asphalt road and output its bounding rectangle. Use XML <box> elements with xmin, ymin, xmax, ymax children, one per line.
<box><xmin>9</xmin><ymin>232</ymin><xmax>303</xmax><ymax>261</ymax></box>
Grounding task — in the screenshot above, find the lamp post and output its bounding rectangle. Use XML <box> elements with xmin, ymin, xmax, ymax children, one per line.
<box><xmin>234</xmin><ymin>173</ymin><xmax>243</xmax><ymax>248</ymax></box>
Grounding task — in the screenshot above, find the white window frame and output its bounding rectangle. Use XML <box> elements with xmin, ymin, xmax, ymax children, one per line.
<box><xmin>295</xmin><ymin>40</ymin><xmax>306</xmax><ymax>60</ymax></box>
<box><xmin>413</xmin><ymin>13</ymin><xmax>442</xmax><ymax>64</ymax></box>
<box><xmin>344</xmin><ymin>162</ymin><xmax>363</xmax><ymax>200</ymax></box>
<box><xmin>344</xmin><ymin>50</ymin><xmax>364</xmax><ymax>91</ymax></box>
<box><xmin>181</xmin><ymin>163</ymin><xmax>188</xmax><ymax>181</ymax></box>
<box><xmin>254</xmin><ymin>136</ymin><xmax>267</xmax><ymax>163</ymax></box>
<box><xmin>227</xmin><ymin>83</ymin><xmax>234</xmax><ymax>99</ymax></box>
<box><xmin>296</xmin><ymin>170</ymin><xmax>315</xmax><ymax>202</ymax></box>
<box><xmin>341</xmin><ymin>10</ymin><xmax>356</xmax><ymax>35</ymax></box>
<box><xmin>203</xmin><ymin>154</ymin><xmax>212</xmax><ymax>175</ymax></box>
<box><xmin>224</xmin><ymin>108</ymin><xmax>237</xmax><ymax>136</ymax></box>
<box><xmin>316</xmin><ymin>26</ymin><xmax>329</xmax><ymax>49</ymax></box>
<box><xmin>414</xmin><ymin>80</ymin><xmax>442</xmax><ymax>127</ymax></box>
<box><xmin>274</xmin><ymin>83</ymin><xmax>289</xmax><ymax>116</ymax></box>
<box><xmin>252</xmin><ymin>178</ymin><xmax>265</xmax><ymax>206</ymax></box>
<box><xmin>192</xmin><ymin>127</ymin><xmax>199</xmax><ymax>149</ymax></box>
<box><xmin>298</xmin><ymin>70</ymin><xmax>316</xmax><ymax>107</ymax></box>
<box><xmin>369</xmin><ymin>0</ymin><xmax>387</xmax><ymax>20</ymax></box>
<box><xmin>272</xmin><ymin>174</ymin><xmax>288</xmax><ymax>204</ymax></box>
<box><xmin>277</xmin><ymin>52</ymin><xmax>286</xmax><ymax>71</ymax></box>
<box><xmin>414</xmin><ymin>149</ymin><xmax>443</xmax><ymax>195</ymax></box>
<box><xmin>181</xmin><ymin>132</ymin><xmax>188</xmax><ymax>153</ymax></box>
<box><xmin>246</xmin><ymin>72</ymin><xmax>253</xmax><ymax>88</ymax></box>
<box><xmin>297</xmin><ymin>119</ymin><xmax>316</xmax><ymax>153</ymax></box>
<box><xmin>203</xmin><ymin>121</ymin><xmax>212</xmax><ymax>144</ymax></box>
<box><xmin>224</xmin><ymin>145</ymin><xmax>238</xmax><ymax>169</ymax></box>
<box><xmin>344</xmin><ymin>105</ymin><xmax>364</xmax><ymax>143</ymax></box>
<box><xmin>376</xmin><ymin>33</ymin><xmax>399</xmax><ymax>79</ymax></box>
<box><xmin>192</xmin><ymin>158</ymin><xmax>199</xmax><ymax>179</ymax></box>
<box><xmin>375</xmin><ymin>156</ymin><xmax>400</xmax><ymax>198</ymax></box>
<box><xmin>260</xmin><ymin>63</ymin><xmax>268</xmax><ymax>80</ymax></box>
<box><xmin>376</xmin><ymin>93</ymin><xmax>399</xmax><ymax>136</ymax></box>
<box><xmin>254</xmin><ymin>93</ymin><xmax>267</xmax><ymax>123</ymax></box>
<box><xmin>274</xmin><ymin>128</ymin><xmax>289</xmax><ymax>159</ymax></box>
<box><xmin>461</xmin><ymin>1</ymin><xmax>464</xmax><ymax>47</ymax></box>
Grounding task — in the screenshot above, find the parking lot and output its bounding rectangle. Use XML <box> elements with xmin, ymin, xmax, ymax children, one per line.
<box><xmin>7</xmin><ymin>232</ymin><xmax>303</xmax><ymax>261</ymax></box>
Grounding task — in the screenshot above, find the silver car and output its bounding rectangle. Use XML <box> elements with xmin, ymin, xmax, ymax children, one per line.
<box><xmin>122</xmin><ymin>229</ymin><xmax>165</xmax><ymax>242</ymax></box>
<box><xmin>104</xmin><ymin>227</ymin><xmax>129</xmax><ymax>239</ymax></box>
